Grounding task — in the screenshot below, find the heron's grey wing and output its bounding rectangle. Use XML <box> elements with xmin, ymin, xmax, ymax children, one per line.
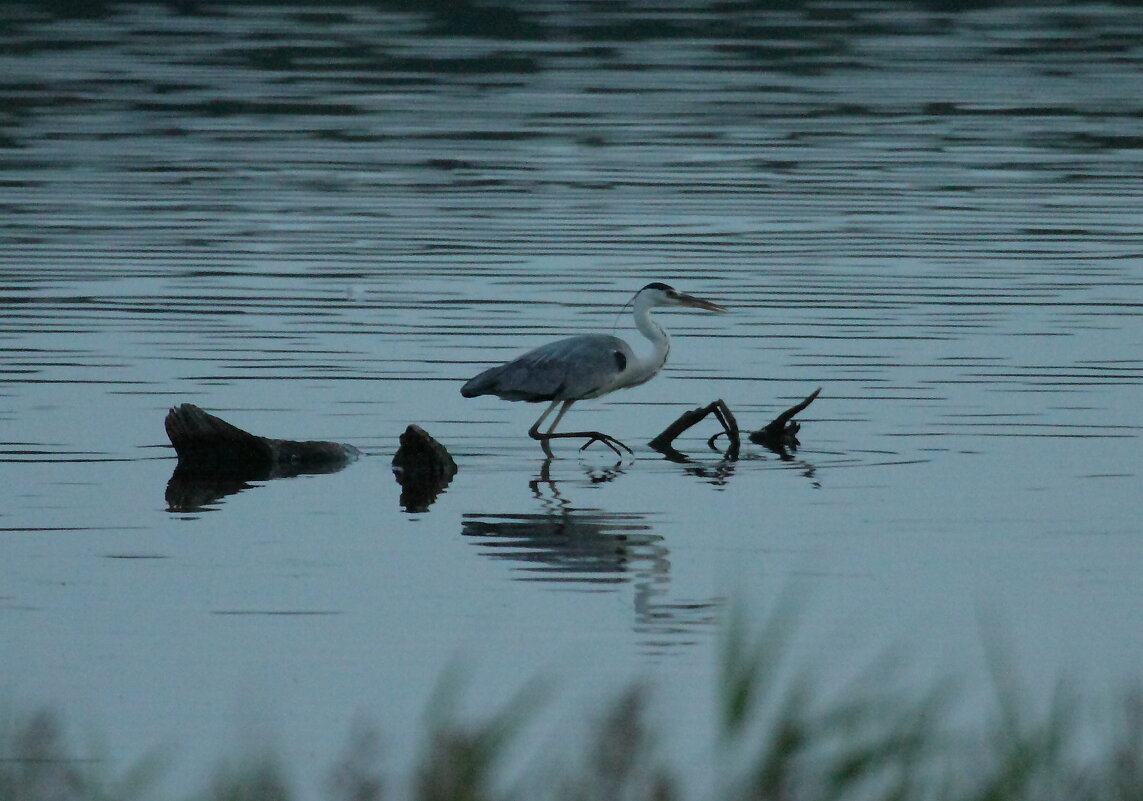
<box><xmin>461</xmin><ymin>334</ymin><xmax>633</xmax><ymax>401</ymax></box>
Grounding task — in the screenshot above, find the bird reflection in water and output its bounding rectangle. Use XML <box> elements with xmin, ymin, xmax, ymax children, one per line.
<box><xmin>461</xmin><ymin>459</ymin><xmax>722</xmax><ymax>651</ymax></box>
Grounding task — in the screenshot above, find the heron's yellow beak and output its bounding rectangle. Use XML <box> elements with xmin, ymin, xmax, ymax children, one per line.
<box><xmin>677</xmin><ymin>293</ymin><xmax>727</xmax><ymax>313</ymax></box>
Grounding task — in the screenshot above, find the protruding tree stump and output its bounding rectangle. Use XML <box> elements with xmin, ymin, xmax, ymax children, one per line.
<box><xmin>392</xmin><ymin>424</ymin><xmax>458</xmax><ymax>512</ymax></box>
<box><xmin>648</xmin><ymin>399</ymin><xmax>740</xmax><ymax>460</ymax></box>
<box><xmin>649</xmin><ymin>389</ymin><xmax>821</xmax><ymax>459</ymax></box>
<box><xmin>748</xmin><ymin>388</ymin><xmax>821</xmax><ymax>453</ymax></box>
<box><xmin>164</xmin><ymin>403</ymin><xmax>360</xmax><ymax>474</ymax></box>
<box><xmin>163</xmin><ymin>404</ymin><xmax>361</xmax><ymax>512</ymax></box>
<box><xmin>163</xmin><ymin>405</ymin><xmax>461</xmax><ymax>514</ymax></box>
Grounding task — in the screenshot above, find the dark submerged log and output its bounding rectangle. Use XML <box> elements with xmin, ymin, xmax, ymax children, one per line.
<box><xmin>165</xmin><ymin>403</ymin><xmax>274</xmax><ymax>467</ymax></box>
<box><xmin>165</xmin><ymin>403</ymin><xmax>361</xmax><ymax>474</ymax></box>
<box><xmin>164</xmin><ymin>404</ymin><xmax>361</xmax><ymax>512</ymax></box>
<box><xmin>392</xmin><ymin>424</ymin><xmax>458</xmax><ymax>512</ymax></box>
<box><xmin>649</xmin><ymin>389</ymin><xmax>821</xmax><ymax>459</ymax></box>
<box><xmin>748</xmin><ymin>388</ymin><xmax>821</xmax><ymax>453</ymax></box>
<box><xmin>648</xmin><ymin>399</ymin><xmax>740</xmax><ymax>460</ymax></box>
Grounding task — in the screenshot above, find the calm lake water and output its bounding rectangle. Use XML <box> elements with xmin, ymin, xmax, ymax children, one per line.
<box><xmin>2</xmin><ymin>1</ymin><xmax>1141</xmax><ymax>796</ymax></box>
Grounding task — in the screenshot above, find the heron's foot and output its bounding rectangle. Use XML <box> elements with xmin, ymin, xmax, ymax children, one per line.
<box><xmin>530</xmin><ymin>429</ymin><xmax>632</xmax><ymax>457</ymax></box>
<box><xmin>577</xmin><ymin>433</ymin><xmax>633</xmax><ymax>457</ymax></box>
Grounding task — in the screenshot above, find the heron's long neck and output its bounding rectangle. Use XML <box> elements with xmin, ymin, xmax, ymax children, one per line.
<box><xmin>628</xmin><ymin>297</ymin><xmax>670</xmax><ymax>384</ymax></box>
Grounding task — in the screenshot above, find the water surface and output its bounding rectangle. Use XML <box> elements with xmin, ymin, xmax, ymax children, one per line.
<box><xmin>2</xmin><ymin>1</ymin><xmax>1141</xmax><ymax>795</ymax></box>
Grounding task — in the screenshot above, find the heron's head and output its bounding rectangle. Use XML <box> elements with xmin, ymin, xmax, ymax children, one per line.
<box><xmin>639</xmin><ymin>282</ymin><xmax>727</xmax><ymax>312</ymax></box>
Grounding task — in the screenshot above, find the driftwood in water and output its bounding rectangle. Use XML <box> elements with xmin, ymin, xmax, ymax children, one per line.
<box><xmin>163</xmin><ymin>405</ymin><xmax>460</xmax><ymax>514</ymax></box>
<box><xmin>392</xmin><ymin>424</ymin><xmax>458</xmax><ymax>512</ymax></box>
<box><xmin>164</xmin><ymin>404</ymin><xmax>361</xmax><ymax>512</ymax></box>
<box><xmin>748</xmin><ymin>388</ymin><xmax>821</xmax><ymax>452</ymax></box>
<box><xmin>649</xmin><ymin>399</ymin><xmax>741</xmax><ymax>461</ymax></box>
<box><xmin>165</xmin><ymin>403</ymin><xmax>360</xmax><ymax>474</ymax></box>
<box><xmin>649</xmin><ymin>389</ymin><xmax>821</xmax><ymax>458</ymax></box>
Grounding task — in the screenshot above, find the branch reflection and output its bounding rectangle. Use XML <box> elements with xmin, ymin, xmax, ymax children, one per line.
<box><xmin>165</xmin><ymin>459</ymin><xmax>354</xmax><ymax>514</ymax></box>
<box><xmin>655</xmin><ymin>436</ymin><xmax>821</xmax><ymax>490</ymax></box>
<box><xmin>749</xmin><ymin>437</ymin><xmax>822</xmax><ymax>489</ymax></box>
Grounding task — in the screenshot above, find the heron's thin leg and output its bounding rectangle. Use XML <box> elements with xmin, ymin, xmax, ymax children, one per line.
<box><xmin>527</xmin><ymin>400</ymin><xmax>565</xmax><ymax>458</ymax></box>
<box><xmin>531</xmin><ymin>399</ymin><xmax>632</xmax><ymax>457</ymax></box>
<box><xmin>527</xmin><ymin>400</ymin><xmax>562</xmax><ymax>439</ymax></box>
<box><xmin>544</xmin><ymin>400</ymin><xmax>574</xmax><ymax>436</ymax></box>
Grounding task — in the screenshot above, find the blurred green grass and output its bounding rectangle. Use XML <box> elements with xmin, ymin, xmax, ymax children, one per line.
<box><xmin>4</xmin><ymin>610</ymin><xmax>1141</xmax><ymax>801</ymax></box>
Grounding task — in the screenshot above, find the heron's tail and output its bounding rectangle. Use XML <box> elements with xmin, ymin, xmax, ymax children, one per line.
<box><xmin>460</xmin><ymin>370</ymin><xmax>493</xmax><ymax>397</ymax></box>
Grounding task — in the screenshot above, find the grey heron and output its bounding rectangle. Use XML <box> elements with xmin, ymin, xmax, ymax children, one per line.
<box><xmin>461</xmin><ymin>282</ymin><xmax>727</xmax><ymax>456</ymax></box>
